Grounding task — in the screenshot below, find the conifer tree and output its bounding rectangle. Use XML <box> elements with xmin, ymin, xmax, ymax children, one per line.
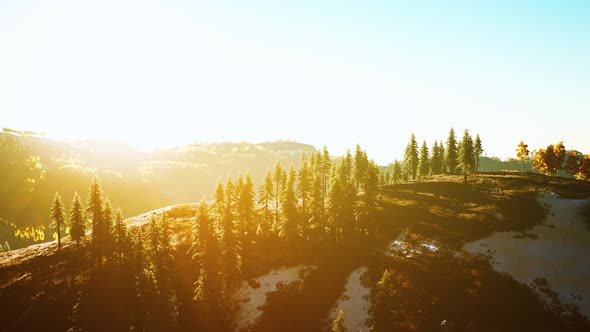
<box><xmin>280</xmin><ymin>166</ymin><xmax>300</xmax><ymax>243</ymax></box>
<box><xmin>353</xmin><ymin>144</ymin><xmax>368</xmax><ymax>190</ymax></box>
<box><xmin>418</xmin><ymin>140</ymin><xmax>430</xmax><ymax>178</ymax></box>
<box><xmin>86</xmin><ymin>177</ymin><xmax>104</xmax><ymax>255</ymax></box>
<box><xmin>69</xmin><ymin>192</ymin><xmax>85</xmax><ymax>247</ymax></box>
<box><xmin>113</xmin><ymin>208</ymin><xmax>127</xmax><ymax>264</ymax></box>
<box><xmin>359</xmin><ymin>161</ymin><xmax>380</xmax><ymax>236</ymax></box>
<box><xmin>474</xmin><ymin>134</ymin><xmax>483</xmax><ymax>171</ymax></box>
<box><xmin>332</xmin><ymin>310</ymin><xmax>347</xmax><ymax>332</ymax></box>
<box><xmin>50</xmin><ymin>192</ymin><xmax>66</xmax><ymax>250</ymax></box>
<box><xmin>430</xmin><ymin>140</ymin><xmax>444</xmax><ymax>175</ymax></box>
<box><xmin>149</xmin><ymin>215</ymin><xmax>160</xmax><ymax>254</ymax></box>
<box><xmin>273</xmin><ymin>162</ymin><xmax>285</xmax><ymax>228</ymax></box>
<box><xmin>329</xmin><ymin>159</ymin><xmax>357</xmax><ymax>243</ymax></box>
<box><xmin>392</xmin><ymin>160</ymin><xmax>402</xmax><ymax>183</ymax></box>
<box><xmin>213</xmin><ymin>180</ymin><xmax>226</xmax><ymax>222</ymax></box>
<box><xmin>297</xmin><ymin>154</ymin><xmax>312</xmax><ymax>222</ymax></box>
<box><xmin>86</xmin><ymin>177</ymin><xmax>104</xmax><ymax>258</ymax></box>
<box><xmin>445</xmin><ymin>128</ymin><xmax>458</xmax><ymax>174</ymax></box>
<box><xmin>221</xmin><ymin>179</ymin><xmax>241</xmax><ymax>282</ymax></box>
<box><xmin>193</xmin><ymin>200</ymin><xmax>223</xmax><ymax>309</ymax></box>
<box><xmin>257</xmin><ymin>170</ymin><xmax>274</xmax><ymax>235</ymax></box>
<box><xmin>321</xmin><ymin>146</ymin><xmax>332</xmax><ymax>217</ymax></box>
<box><xmin>385</xmin><ymin>171</ymin><xmax>391</xmax><ymax>185</ymax></box>
<box><xmin>310</xmin><ymin>173</ymin><xmax>323</xmax><ymax>226</ymax></box>
<box><xmin>404</xmin><ymin>134</ymin><xmax>419</xmax><ymax>180</ymax></box>
<box><xmin>103</xmin><ymin>198</ymin><xmax>114</xmax><ymax>255</ymax></box>
<box><xmin>457</xmin><ymin>129</ymin><xmax>474</xmax><ymax>182</ymax></box>
<box><xmin>236</xmin><ymin>173</ymin><xmax>256</xmax><ymax>235</ymax></box>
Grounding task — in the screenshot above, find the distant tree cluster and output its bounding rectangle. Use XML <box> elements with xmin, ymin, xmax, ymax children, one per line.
<box><xmin>517</xmin><ymin>140</ymin><xmax>590</xmax><ymax>180</ymax></box>
<box><xmin>381</xmin><ymin>128</ymin><xmax>483</xmax><ymax>184</ymax></box>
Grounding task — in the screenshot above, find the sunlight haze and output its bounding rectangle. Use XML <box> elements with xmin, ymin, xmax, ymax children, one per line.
<box><xmin>1</xmin><ymin>0</ymin><xmax>589</xmax><ymax>163</ymax></box>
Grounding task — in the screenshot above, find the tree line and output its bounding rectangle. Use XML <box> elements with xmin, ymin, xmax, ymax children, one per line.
<box><xmin>380</xmin><ymin>128</ymin><xmax>483</xmax><ymax>185</ymax></box>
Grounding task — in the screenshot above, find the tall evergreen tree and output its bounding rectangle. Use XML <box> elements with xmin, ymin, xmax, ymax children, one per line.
<box><xmin>273</xmin><ymin>162</ymin><xmax>285</xmax><ymax>229</ymax></box>
<box><xmin>474</xmin><ymin>134</ymin><xmax>483</xmax><ymax>171</ymax></box>
<box><xmin>221</xmin><ymin>179</ymin><xmax>241</xmax><ymax>282</ymax></box>
<box><xmin>321</xmin><ymin>146</ymin><xmax>332</xmax><ymax>218</ymax></box>
<box><xmin>430</xmin><ymin>140</ymin><xmax>443</xmax><ymax>175</ymax></box>
<box><xmin>445</xmin><ymin>128</ymin><xmax>458</xmax><ymax>174</ymax></box>
<box><xmin>280</xmin><ymin>166</ymin><xmax>300</xmax><ymax>243</ymax></box>
<box><xmin>236</xmin><ymin>173</ymin><xmax>256</xmax><ymax>235</ymax></box>
<box><xmin>418</xmin><ymin>140</ymin><xmax>430</xmax><ymax>178</ymax></box>
<box><xmin>69</xmin><ymin>192</ymin><xmax>85</xmax><ymax>247</ymax></box>
<box><xmin>113</xmin><ymin>208</ymin><xmax>127</xmax><ymax>264</ymax></box>
<box><xmin>457</xmin><ymin>129</ymin><xmax>474</xmax><ymax>182</ymax></box>
<box><xmin>329</xmin><ymin>159</ymin><xmax>357</xmax><ymax>243</ymax></box>
<box><xmin>332</xmin><ymin>310</ymin><xmax>347</xmax><ymax>332</ymax></box>
<box><xmin>103</xmin><ymin>197</ymin><xmax>114</xmax><ymax>255</ymax></box>
<box><xmin>310</xmin><ymin>173</ymin><xmax>323</xmax><ymax>226</ymax></box>
<box><xmin>359</xmin><ymin>161</ymin><xmax>380</xmax><ymax>236</ymax></box>
<box><xmin>86</xmin><ymin>177</ymin><xmax>104</xmax><ymax>258</ymax></box>
<box><xmin>297</xmin><ymin>154</ymin><xmax>312</xmax><ymax>223</ymax></box>
<box><xmin>404</xmin><ymin>134</ymin><xmax>419</xmax><ymax>180</ymax></box>
<box><xmin>392</xmin><ymin>160</ymin><xmax>402</xmax><ymax>183</ymax></box>
<box><xmin>213</xmin><ymin>180</ymin><xmax>226</xmax><ymax>223</ymax></box>
<box><xmin>353</xmin><ymin>144</ymin><xmax>369</xmax><ymax>190</ymax></box>
<box><xmin>50</xmin><ymin>192</ymin><xmax>66</xmax><ymax>250</ymax></box>
<box><xmin>193</xmin><ymin>200</ymin><xmax>223</xmax><ymax>310</ymax></box>
<box><xmin>257</xmin><ymin>170</ymin><xmax>274</xmax><ymax>235</ymax></box>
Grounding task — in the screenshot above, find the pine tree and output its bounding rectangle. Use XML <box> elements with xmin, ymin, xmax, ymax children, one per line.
<box><xmin>332</xmin><ymin>310</ymin><xmax>347</xmax><ymax>332</ymax></box>
<box><xmin>310</xmin><ymin>173</ymin><xmax>323</xmax><ymax>226</ymax></box>
<box><xmin>418</xmin><ymin>140</ymin><xmax>430</xmax><ymax>178</ymax></box>
<box><xmin>297</xmin><ymin>154</ymin><xmax>312</xmax><ymax>224</ymax></box>
<box><xmin>457</xmin><ymin>129</ymin><xmax>474</xmax><ymax>183</ymax></box>
<box><xmin>321</xmin><ymin>146</ymin><xmax>332</xmax><ymax>218</ymax></box>
<box><xmin>353</xmin><ymin>144</ymin><xmax>368</xmax><ymax>190</ymax></box>
<box><xmin>236</xmin><ymin>173</ymin><xmax>256</xmax><ymax>235</ymax></box>
<box><xmin>69</xmin><ymin>192</ymin><xmax>85</xmax><ymax>247</ymax></box>
<box><xmin>359</xmin><ymin>161</ymin><xmax>380</xmax><ymax>236</ymax></box>
<box><xmin>404</xmin><ymin>134</ymin><xmax>419</xmax><ymax>180</ymax></box>
<box><xmin>221</xmin><ymin>179</ymin><xmax>241</xmax><ymax>282</ymax></box>
<box><xmin>516</xmin><ymin>141</ymin><xmax>530</xmax><ymax>172</ymax></box>
<box><xmin>445</xmin><ymin>128</ymin><xmax>458</xmax><ymax>174</ymax></box>
<box><xmin>280</xmin><ymin>166</ymin><xmax>300</xmax><ymax>243</ymax></box>
<box><xmin>392</xmin><ymin>159</ymin><xmax>402</xmax><ymax>183</ymax></box>
<box><xmin>257</xmin><ymin>170</ymin><xmax>274</xmax><ymax>235</ymax></box>
<box><xmin>113</xmin><ymin>208</ymin><xmax>127</xmax><ymax>264</ymax></box>
<box><xmin>273</xmin><ymin>162</ymin><xmax>285</xmax><ymax>229</ymax></box>
<box><xmin>430</xmin><ymin>140</ymin><xmax>444</xmax><ymax>175</ymax></box>
<box><xmin>474</xmin><ymin>134</ymin><xmax>483</xmax><ymax>171</ymax></box>
<box><xmin>385</xmin><ymin>171</ymin><xmax>391</xmax><ymax>185</ymax></box>
<box><xmin>103</xmin><ymin>197</ymin><xmax>114</xmax><ymax>256</ymax></box>
<box><xmin>149</xmin><ymin>215</ymin><xmax>160</xmax><ymax>254</ymax></box>
<box><xmin>329</xmin><ymin>159</ymin><xmax>357</xmax><ymax>244</ymax></box>
<box><xmin>86</xmin><ymin>177</ymin><xmax>104</xmax><ymax>258</ymax></box>
<box><xmin>50</xmin><ymin>192</ymin><xmax>66</xmax><ymax>250</ymax></box>
<box><xmin>193</xmin><ymin>200</ymin><xmax>223</xmax><ymax>310</ymax></box>
<box><xmin>213</xmin><ymin>180</ymin><xmax>226</xmax><ymax>222</ymax></box>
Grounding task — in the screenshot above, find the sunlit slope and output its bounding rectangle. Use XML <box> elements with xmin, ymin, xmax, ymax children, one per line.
<box><xmin>0</xmin><ymin>173</ymin><xmax>589</xmax><ymax>331</ymax></box>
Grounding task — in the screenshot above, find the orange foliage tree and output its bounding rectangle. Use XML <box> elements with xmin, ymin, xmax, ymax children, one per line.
<box><xmin>531</xmin><ymin>142</ymin><xmax>566</xmax><ymax>176</ymax></box>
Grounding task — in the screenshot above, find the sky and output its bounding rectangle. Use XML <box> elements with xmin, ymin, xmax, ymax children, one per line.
<box><xmin>1</xmin><ymin>0</ymin><xmax>589</xmax><ymax>164</ymax></box>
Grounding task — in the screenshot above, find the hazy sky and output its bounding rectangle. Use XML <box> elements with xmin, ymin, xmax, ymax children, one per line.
<box><xmin>1</xmin><ymin>0</ymin><xmax>589</xmax><ymax>164</ymax></box>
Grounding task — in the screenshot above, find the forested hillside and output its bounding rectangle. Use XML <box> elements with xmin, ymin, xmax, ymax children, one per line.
<box><xmin>0</xmin><ymin>129</ymin><xmax>314</xmax><ymax>249</ymax></box>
